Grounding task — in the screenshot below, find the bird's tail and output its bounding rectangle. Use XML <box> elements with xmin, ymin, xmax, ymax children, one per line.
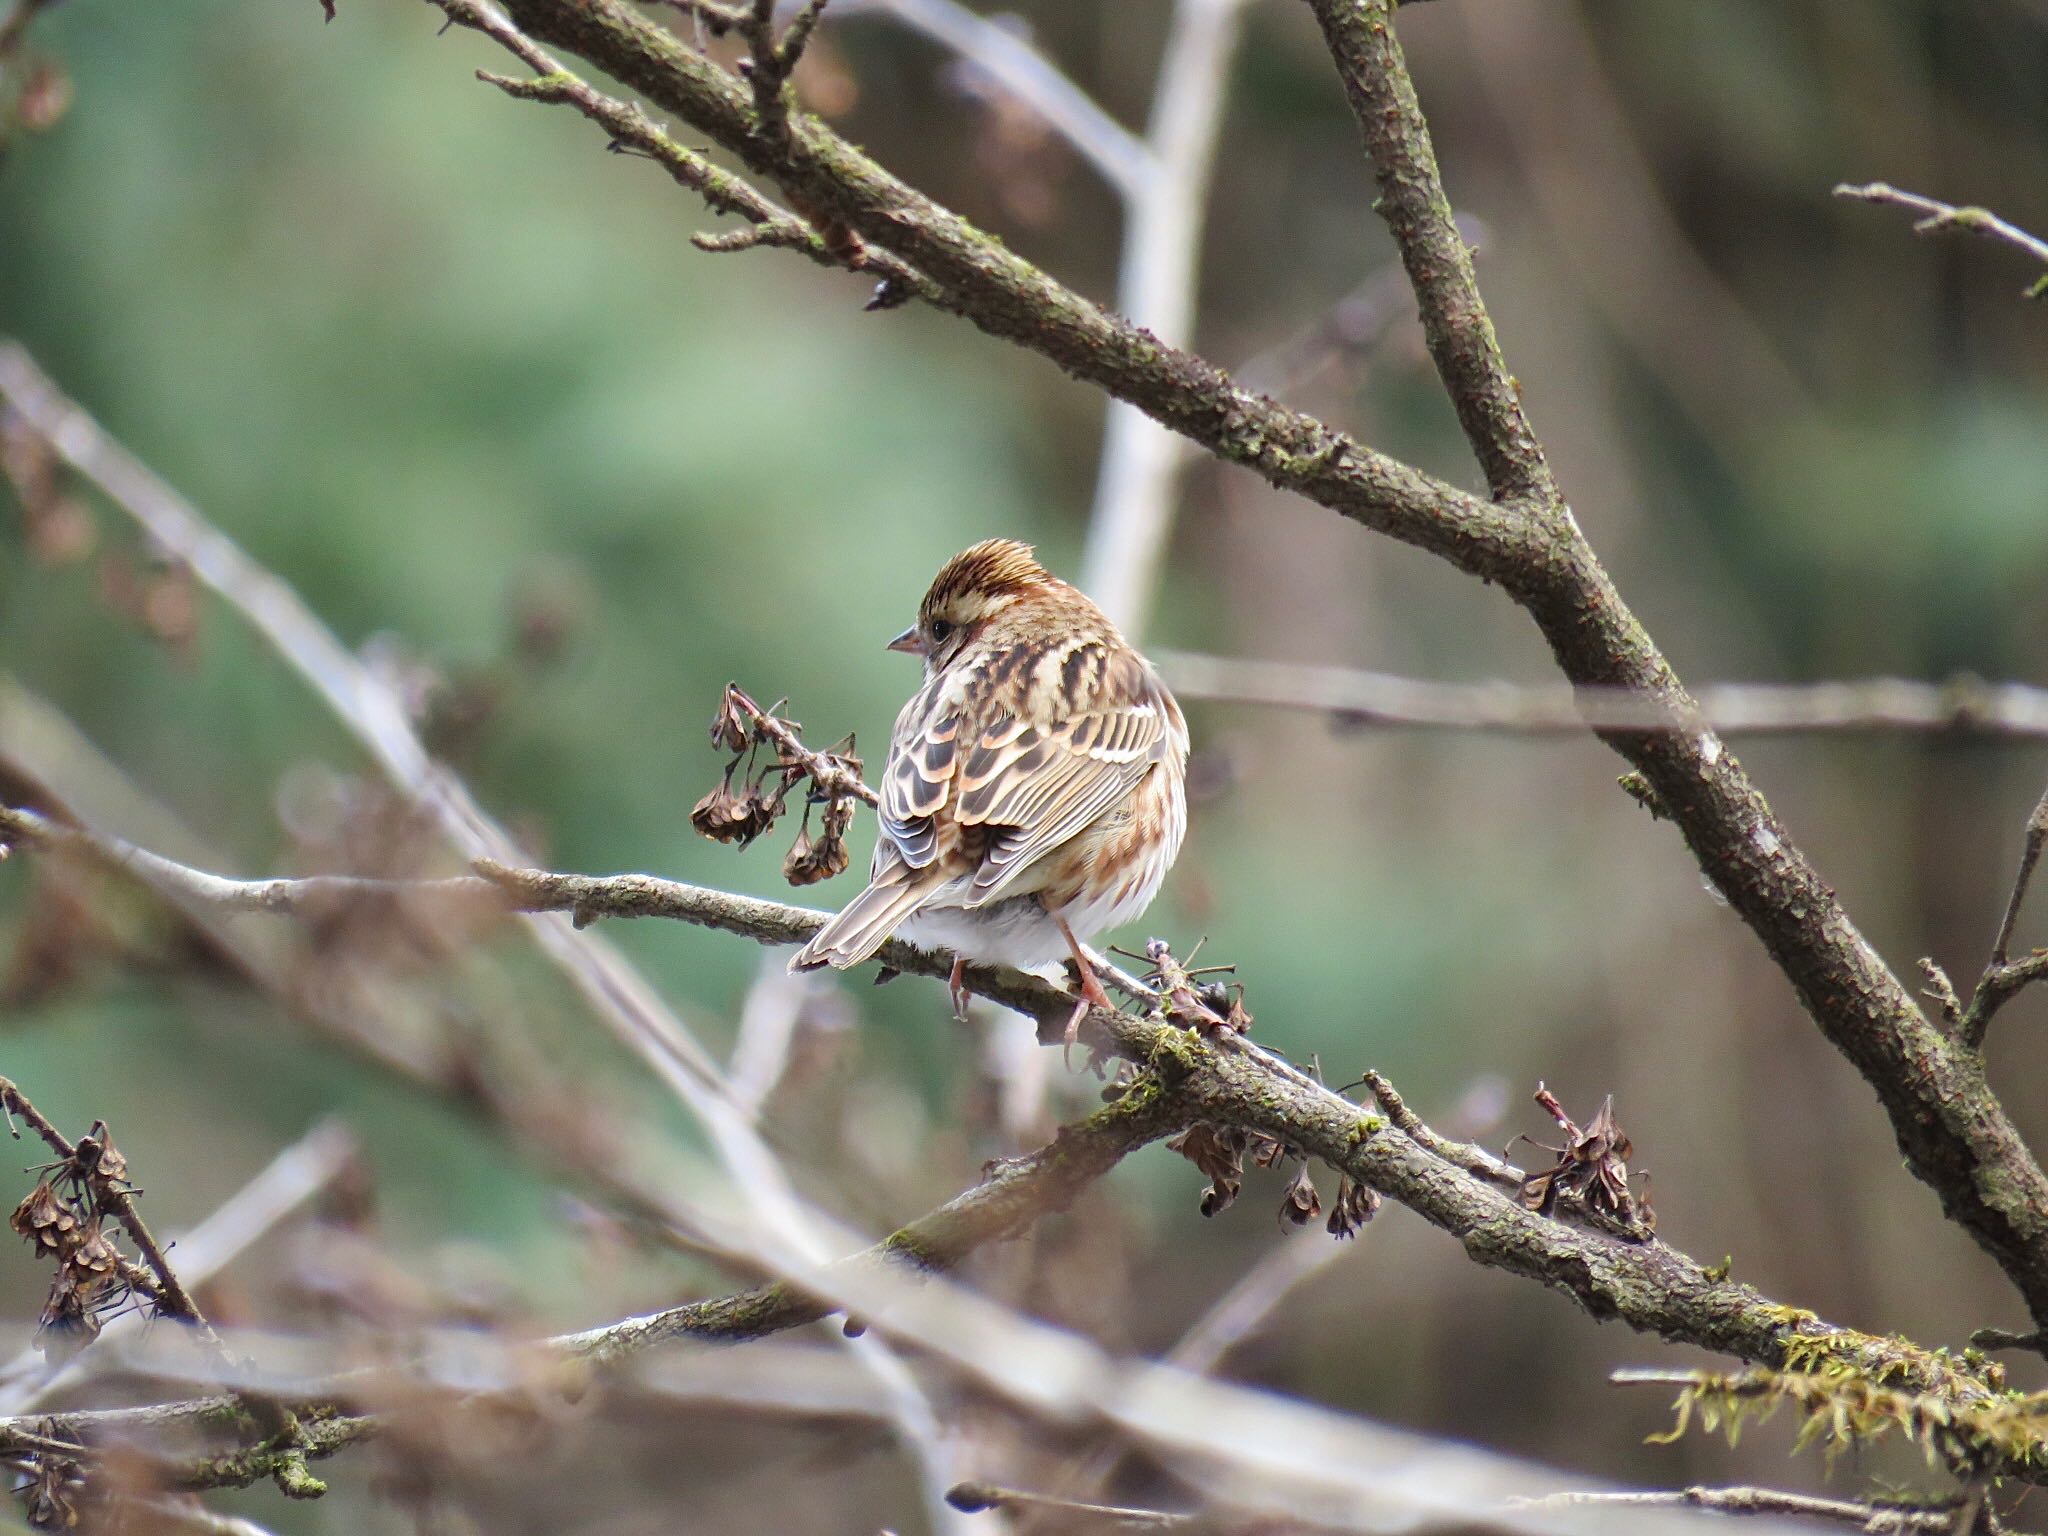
<box><xmin>789</xmin><ymin>866</ymin><xmax>941</xmax><ymax>973</ymax></box>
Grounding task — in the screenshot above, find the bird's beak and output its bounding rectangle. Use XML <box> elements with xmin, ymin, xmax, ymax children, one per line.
<box><xmin>886</xmin><ymin>626</ymin><xmax>926</xmax><ymax>656</ymax></box>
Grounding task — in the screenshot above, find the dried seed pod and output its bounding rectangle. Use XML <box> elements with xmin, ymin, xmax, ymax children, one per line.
<box><xmin>21</xmin><ymin>1451</ymin><xmax>83</xmax><ymax>1530</ymax></box>
<box><xmin>709</xmin><ymin>690</ymin><xmax>752</xmax><ymax>755</ymax></box>
<box><xmin>783</xmin><ymin>821</ymin><xmax>851</xmax><ymax>886</ymax></box>
<box><xmin>78</xmin><ymin>1126</ymin><xmax>128</xmax><ymax>1189</ymax></box>
<box><xmin>690</xmin><ymin>780</ymin><xmax>762</xmax><ymax>845</ymax></box>
<box><xmin>1167</xmin><ymin>1123</ymin><xmax>1247</xmax><ymax>1218</ymax></box>
<box><xmin>1326</xmin><ymin>1175</ymin><xmax>1380</xmax><ymax>1240</ymax></box>
<box><xmin>12</xmin><ymin>1183</ymin><xmax>82</xmax><ymax>1259</ymax></box>
<box><xmin>40</xmin><ymin>1267</ymin><xmax>106</xmax><ymax>1348</ymax></box>
<box><xmin>1278</xmin><ymin>1164</ymin><xmax>1322</xmax><ymax>1227</ymax></box>
<box><xmin>66</xmin><ymin>1226</ymin><xmax>120</xmax><ymax>1285</ymax></box>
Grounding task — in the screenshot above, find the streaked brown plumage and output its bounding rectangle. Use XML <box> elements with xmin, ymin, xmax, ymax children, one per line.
<box><xmin>789</xmin><ymin>539</ymin><xmax>1189</xmax><ymax>1029</ymax></box>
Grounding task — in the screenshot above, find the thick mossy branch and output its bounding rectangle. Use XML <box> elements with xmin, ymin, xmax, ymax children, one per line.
<box><xmin>426</xmin><ymin>0</ymin><xmax>2048</xmax><ymax>1331</ymax></box>
<box><xmin>1635</xmin><ymin>1362</ymin><xmax>2048</xmax><ymax>1478</ymax></box>
<box><xmin>461</xmin><ymin>0</ymin><xmax>1539</xmax><ymax>585</ymax></box>
<box><xmin>0</xmin><ymin>802</ymin><xmax>2029</xmax><ymax>1475</ymax></box>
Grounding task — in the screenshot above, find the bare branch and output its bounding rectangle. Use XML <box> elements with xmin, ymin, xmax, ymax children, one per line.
<box><xmin>2</xmin><ymin>801</ymin><xmax>2025</xmax><ymax>1473</ymax></box>
<box><xmin>1304</xmin><ymin>0</ymin><xmax>1552</xmax><ymax>503</ymax></box>
<box><xmin>1079</xmin><ymin>0</ymin><xmax>1251</xmax><ymax>634</ymax></box>
<box><xmin>945</xmin><ymin>1481</ymin><xmax>1201</xmax><ymax>1531</ymax></box>
<box><xmin>1155</xmin><ymin>651</ymin><xmax>2048</xmax><ymax>740</ymax></box>
<box><xmin>1837</xmin><ymin>181</ymin><xmax>2048</xmax><ymax>300</ymax></box>
<box><xmin>1290</xmin><ymin>1</ymin><xmax>2048</xmax><ymax>1327</ymax></box>
<box><xmin>444</xmin><ymin>0</ymin><xmax>932</xmax><ymax>294</ymax></box>
<box><xmin>0</xmin><ymin>343</ymin><xmax>969</xmax><ymax>1530</ymax></box>
<box><xmin>1954</xmin><ymin>788</ymin><xmax>2048</xmax><ymax>1048</ymax></box>
<box><xmin>833</xmin><ymin>0</ymin><xmax>1152</xmax><ymax>198</ymax></box>
<box><xmin>1517</xmin><ymin>1486</ymin><xmax>1977</xmax><ymax>1533</ymax></box>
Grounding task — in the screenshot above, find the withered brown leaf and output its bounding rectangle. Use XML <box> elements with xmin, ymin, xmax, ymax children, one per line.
<box><xmin>1167</xmin><ymin>1123</ymin><xmax>1247</xmax><ymax>1218</ymax></box>
<box><xmin>11</xmin><ymin>1183</ymin><xmax>82</xmax><ymax>1259</ymax></box>
<box><xmin>690</xmin><ymin>780</ymin><xmax>780</xmax><ymax>848</ymax></box>
<box><xmin>709</xmin><ymin>689</ymin><xmax>752</xmax><ymax>755</ymax></box>
<box><xmin>1326</xmin><ymin>1175</ymin><xmax>1380</xmax><ymax>1240</ymax></box>
<box><xmin>1517</xmin><ymin>1087</ymin><xmax>1652</xmax><ymax>1233</ymax></box>
<box><xmin>783</xmin><ymin>821</ymin><xmax>851</xmax><ymax>886</ymax></box>
<box><xmin>1278</xmin><ymin>1165</ymin><xmax>1321</xmax><ymax>1227</ymax></box>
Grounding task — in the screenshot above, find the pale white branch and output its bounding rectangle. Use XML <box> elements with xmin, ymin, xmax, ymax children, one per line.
<box><xmin>834</xmin><ymin>0</ymin><xmax>1153</xmax><ymax>199</ymax></box>
<box><xmin>1079</xmin><ymin>0</ymin><xmax>1252</xmax><ymax>637</ymax></box>
<box><xmin>1155</xmin><ymin>650</ymin><xmax>2048</xmax><ymax>739</ymax></box>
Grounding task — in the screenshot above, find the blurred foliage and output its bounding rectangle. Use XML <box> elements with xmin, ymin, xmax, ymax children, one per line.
<box><xmin>1</xmin><ymin>0</ymin><xmax>2047</xmax><ymax>1528</ymax></box>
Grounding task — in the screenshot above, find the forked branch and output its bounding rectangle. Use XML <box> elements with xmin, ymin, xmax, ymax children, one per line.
<box><xmin>389</xmin><ymin>0</ymin><xmax>2048</xmax><ymax>1327</ymax></box>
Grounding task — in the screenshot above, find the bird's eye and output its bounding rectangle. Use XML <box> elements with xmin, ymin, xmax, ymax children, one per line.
<box><xmin>929</xmin><ymin>619</ymin><xmax>955</xmax><ymax>643</ymax></box>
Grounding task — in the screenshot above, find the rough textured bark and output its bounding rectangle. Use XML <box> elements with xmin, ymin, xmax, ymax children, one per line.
<box><xmin>434</xmin><ymin>0</ymin><xmax>2048</xmax><ymax>1330</ymax></box>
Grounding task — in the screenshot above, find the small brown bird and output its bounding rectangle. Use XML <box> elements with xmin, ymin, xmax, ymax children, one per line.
<box><xmin>789</xmin><ymin>539</ymin><xmax>1189</xmax><ymax>1039</ymax></box>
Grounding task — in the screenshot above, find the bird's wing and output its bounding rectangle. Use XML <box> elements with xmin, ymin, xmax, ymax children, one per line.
<box><xmin>878</xmin><ymin>676</ymin><xmax>964</xmax><ymax>871</ymax></box>
<box><xmin>954</xmin><ymin>646</ymin><xmax>1174</xmax><ymax>909</ymax></box>
<box><xmin>788</xmin><ymin>837</ymin><xmax>951</xmax><ymax>972</ymax></box>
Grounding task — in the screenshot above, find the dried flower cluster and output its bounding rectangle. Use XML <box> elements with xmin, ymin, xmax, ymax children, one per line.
<box><xmin>1141</xmin><ymin>937</ymin><xmax>1251</xmax><ymax>1035</ymax></box>
<box><xmin>1516</xmin><ymin>1085</ymin><xmax>1652</xmax><ymax>1234</ymax></box>
<box><xmin>1163</xmin><ymin>1120</ymin><xmax>1377</xmax><ymax>1238</ymax></box>
<box><xmin>12</xmin><ymin>1454</ymin><xmax>85</xmax><ymax>1532</ymax></box>
<box><xmin>7</xmin><ymin>1114</ymin><xmax>147</xmax><ymax>1349</ymax></box>
<box><xmin>693</xmin><ymin>684</ymin><xmax>867</xmax><ymax>886</ymax></box>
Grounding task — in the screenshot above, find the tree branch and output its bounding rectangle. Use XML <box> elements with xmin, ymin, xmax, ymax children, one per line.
<box><xmin>1517</xmin><ymin>1486</ymin><xmax>1993</xmax><ymax>1534</ymax></box>
<box><xmin>1155</xmin><ymin>651</ymin><xmax>2048</xmax><ymax>739</ymax></box>
<box><xmin>3</xmin><ymin>802</ymin><xmax>2028</xmax><ymax>1480</ymax></box>
<box><xmin>1837</xmin><ymin>181</ymin><xmax>2048</xmax><ymax>301</ymax></box>
<box><xmin>832</xmin><ymin>0</ymin><xmax>1153</xmax><ymax>199</ymax></box>
<box><xmin>1294</xmin><ymin>2</ymin><xmax>2048</xmax><ymax>1326</ymax></box>
<box><xmin>1</xmin><ymin>1083</ymin><xmax>1187</xmax><ymax>1489</ymax></box>
<box><xmin>368</xmin><ymin>0</ymin><xmax>2048</xmax><ymax>1326</ymax></box>
<box><xmin>1304</xmin><ymin>0</ymin><xmax>1552</xmax><ymax>504</ymax></box>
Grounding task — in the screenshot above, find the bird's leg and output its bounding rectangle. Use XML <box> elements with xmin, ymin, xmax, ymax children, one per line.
<box><xmin>1054</xmin><ymin>915</ymin><xmax>1116</xmax><ymax>1062</ymax></box>
<box><xmin>947</xmin><ymin>955</ymin><xmax>971</xmax><ymax>1022</ymax></box>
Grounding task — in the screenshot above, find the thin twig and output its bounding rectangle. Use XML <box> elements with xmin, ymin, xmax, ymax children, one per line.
<box><xmin>1362</xmin><ymin>1070</ymin><xmax>1521</xmax><ymax>1191</ymax></box>
<box><xmin>1516</xmin><ymin>1486</ymin><xmax>1981</xmax><ymax>1533</ymax></box>
<box><xmin>735</xmin><ymin>0</ymin><xmax>826</xmax><ymax>146</ymax></box>
<box><xmin>1955</xmin><ymin>787</ymin><xmax>2048</xmax><ymax>1048</ymax></box>
<box><xmin>1836</xmin><ymin>181</ymin><xmax>2048</xmax><ymax>300</ymax></box>
<box><xmin>1</xmin><ymin>802</ymin><xmax>2024</xmax><ymax>1458</ymax></box>
<box><xmin>946</xmin><ymin>1481</ymin><xmax>1200</xmax><ymax>1530</ymax></box>
<box><xmin>1153</xmin><ymin>653</ymin><xmax>2048</xmax><ymax>738</ymax></box>
<box><xmin>832</xmin><ymin>0</ymin><xmax>1152</xmax><ymax>198</ymax></box>
<box><xmin>437</xmin><ymin>0</ymin><xmax>933</xmax><ymax>295</ymax></box>
<box><xmin>0</xmin><ymin>340</ymin><xmax>971</xmax><ymax>1535</ymax></box>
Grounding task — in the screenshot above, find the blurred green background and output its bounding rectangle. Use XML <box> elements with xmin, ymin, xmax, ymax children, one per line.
<box><xmin>3</xmin><ymin>0</ymin><xmax>2048</xmax><ymax>1530</ymax></box>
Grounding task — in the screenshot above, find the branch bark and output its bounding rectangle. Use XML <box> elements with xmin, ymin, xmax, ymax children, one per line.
<box><xmin>1</xmin><ymin>1084</ymin><xmax>1188</xmax><ymax>1489</ymax></box>
<box><xmin>1</xmin><ymin>802</ymin><xmax>2025</xmax><ymax>1474</ymax></box>
<box><xmin>411</xmin><ymin>0</ymin><xmax>2048</xmax><ymax>1332</ymax></box>
<box><xmin>1300</xmin><ymin>0</ymin><xmax>2048</xmax><ymax>1327</ymax></box>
